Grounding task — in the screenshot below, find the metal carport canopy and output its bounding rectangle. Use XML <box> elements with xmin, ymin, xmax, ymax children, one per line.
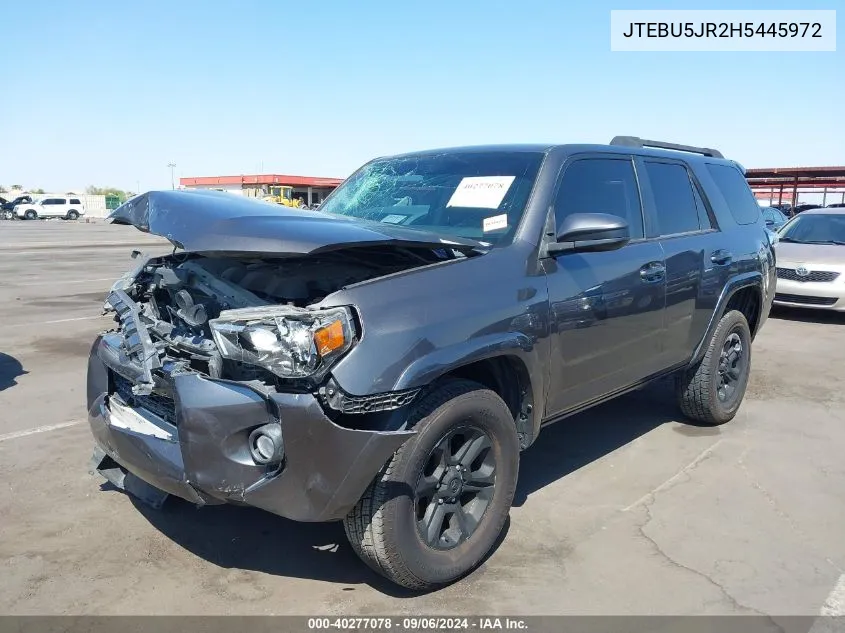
<box><xmin>745</xmin><ymin>166</ymin><xmax>845</xmax><ymax>204</ymax></box>
<box><xmin>746</xmin><ymin>166</ymin><xmax>845</xmax><ymax>189</ymax></box>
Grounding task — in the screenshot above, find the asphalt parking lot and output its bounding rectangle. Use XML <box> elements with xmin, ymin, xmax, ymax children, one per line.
<box><xmin>1</xmin><ymin>221</ymin><xmax>844</xmax><ymax>617</ymax></box>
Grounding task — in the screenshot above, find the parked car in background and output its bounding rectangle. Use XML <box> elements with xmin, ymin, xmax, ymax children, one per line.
<box><xmin>774</xmin><ymin>208</ymin><xmax>845</xmax><ymax>311</ymax></box>
<box><xmin>792</xmin><ymin>204</ymin><xmax>823</xmax><ymax>215</ymax></box>
<box><xmin>761</xmin><ymin>205</ymin><xmax>788</xmax><ymax>231</ymax></box>
<box><xmin>770</xmin><ymin>203</ymin><xmax>793</xmax><ymax>217</ymax></box>
<box><xmin>825</xmin><ymin>202</ymin><xmax>845</xmax><ymax>208</ymax></box>
<box><xmin>1</xmin><ymin>194</ymin><xmax>33</xmax><ymax>220</ymax></box>
<box><xmin>14</xmin><ymin>196</ymin><xmax>85</xmax><ymax>220</ymax></box>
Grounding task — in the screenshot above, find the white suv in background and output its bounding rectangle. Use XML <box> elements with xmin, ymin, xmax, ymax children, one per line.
<box><xmin>14</xmin><ymin>197</ymin><xmax>86</xmax><ymax>220</ymax></box>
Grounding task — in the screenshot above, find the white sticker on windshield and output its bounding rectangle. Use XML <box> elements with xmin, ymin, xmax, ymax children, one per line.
<box><xmin>483</xmin><ymin>214</ymin><xmax>508</xmax><ymax>232</ymax></box>
<box><xmin>447</xmin><ymin>176</ymin><xmax>515</xmax><ymax>209</ymax></box>
<box><xmin>381</xmin><ymin>214</ymin><xmax>407</xmax><ymax>224</ymax></box>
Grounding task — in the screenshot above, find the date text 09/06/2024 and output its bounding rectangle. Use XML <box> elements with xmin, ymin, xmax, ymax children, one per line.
<box><xmin>307</xmin><ymin>617</ymin><xmax>529</xmax><ymax>630</ymax></box>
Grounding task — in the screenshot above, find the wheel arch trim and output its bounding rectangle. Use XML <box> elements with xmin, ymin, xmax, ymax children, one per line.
<box><xmin>690</xmin><ymin>271</ymin><xmax>763</xmax><ymax>367</ymax></box>
<box><xmin>390</xmin><ymin>332</ymin><xmax>544</xmax><ymax>446</ymax></box>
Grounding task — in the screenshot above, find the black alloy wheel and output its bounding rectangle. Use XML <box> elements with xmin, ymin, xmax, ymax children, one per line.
<box><xmin>676</xmin><ymin>309</ymin><xmax>752</xmax><ymax>425</ymax></box>
<box><xmin>716</xmin><ymin>331</ymin><xmax>745</xmax><ymax>404</ymax></box>
<box><xmin>414</xmin><ymin>426</ymin><xmax>496</xmax><ymax>550</ymax></box>
<box><xmin>344</xmin><ymin>379</ymin><xmax>519</xmax><ymax>590</ymax></box>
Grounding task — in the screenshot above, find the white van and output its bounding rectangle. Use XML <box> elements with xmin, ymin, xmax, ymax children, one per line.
<box><xmin>14</xmin><ymin>196</ymin><xmax>86</xmax><ymax>220</ymax></box>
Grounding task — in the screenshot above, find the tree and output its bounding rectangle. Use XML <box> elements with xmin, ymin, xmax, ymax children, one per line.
<box><xmin>32</xmin><ymin>188</ymin><xmax>45</xmax><ymax>194</ymax></box>
<box><xmin>11</xmin><ymin>185</ymin><xmax>22</xmax><ymax>190</ymax></box>
<box><xmin>0</xmin><ymin>186</ymin><xmax>7</xmax><ymax>193</ymax></box>
<box><xmin>86</xmin><ymin>185</ymin><xmax>130</xmax><ymax>202</ymax></box>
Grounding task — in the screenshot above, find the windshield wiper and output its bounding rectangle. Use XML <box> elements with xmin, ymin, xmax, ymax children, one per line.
<box><xmin>805</xmin><ymin>240</ymin><xmax>845</xmax><ymax>246</ymax></box>
<box><xmin>777</xmin><ymin>237</ymin><xmax>804</xmax><ymax>243</ymax></box>
<box><xmin>438</xmin><ymin>239</ymin><xmax>492</xmax><ymax>257</ymax></box>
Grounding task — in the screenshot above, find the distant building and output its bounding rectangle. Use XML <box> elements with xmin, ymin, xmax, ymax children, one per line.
<box><xmin>179</xmin><ymin>174</ymin><xmax>344</xmax><ymax>207</ymax></box>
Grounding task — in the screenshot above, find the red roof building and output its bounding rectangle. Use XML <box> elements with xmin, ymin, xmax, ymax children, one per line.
<box><xmin>179</xmin><ymin>173</ymin><xmax>344</xmax><ymax>206</ymax></box>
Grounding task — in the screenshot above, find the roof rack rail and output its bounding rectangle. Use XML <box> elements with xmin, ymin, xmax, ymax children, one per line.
<box><xmin>610</xmin><ymin>136</ymin><xmax>724</xmax><ymax>159</ymax></box>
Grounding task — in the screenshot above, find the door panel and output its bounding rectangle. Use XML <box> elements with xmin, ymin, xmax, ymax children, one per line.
<box><xmin>636</xmin><ymin>158</ymin><xmax>718</xmax><ymax>366</ymax></box>
<box><xmin>40</xmin><ymin>199</ymin><xmax>64</xmax><ymax>217</ymax></box>
<box><xmin>544</xmin><ymin>241</ymin><xmax>666</xmax><ymax>417</ymax></box>
<box><xmin>660</xmin><ymin>235</ymin><xmax>708</xmax><ymax>365</ymax></box>
<box><xmin>660</xmin><ymin>230</ymin><xmax>737</xmax><ymax>365</ymax></box>
<box><xmin>543</xmin><ymin>155</ymin><xmax>668</xmax><ymax>418</ymax></box>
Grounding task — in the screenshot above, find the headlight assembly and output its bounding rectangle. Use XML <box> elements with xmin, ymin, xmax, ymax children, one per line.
<box><xmin>209</xmin><ymin>306</ymin><xmax>355</xmax><ymax>378</ymax></box>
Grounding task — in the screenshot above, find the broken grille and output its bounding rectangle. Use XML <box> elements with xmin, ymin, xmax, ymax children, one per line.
<box><xmin>112</xmin><ymin>373</ymin><xmax>177</xmax><ymax>424</ymax></box>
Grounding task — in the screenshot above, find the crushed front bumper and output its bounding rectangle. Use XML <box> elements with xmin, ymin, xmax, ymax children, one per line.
<box><xmin>87</xmin><ymin>334</ymin><xmax>414</xmax><ymax>522</ymax></box>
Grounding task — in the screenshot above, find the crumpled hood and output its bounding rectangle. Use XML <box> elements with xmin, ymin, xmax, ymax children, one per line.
<box><xmin>109</xmin><ymin>190</ymin><xmax>480</xmax><ymax>255</ymax></box>
<box><xmin>775</xmin><ymin>242</ymin><xmax>845</xmax><ymax>267</ymax></box>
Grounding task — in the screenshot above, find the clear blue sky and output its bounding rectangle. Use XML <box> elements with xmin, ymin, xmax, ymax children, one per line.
<box><xmin>0</xmin><ymin>0</ymin><xmax>841</xmax><ymax>193</ymax></box>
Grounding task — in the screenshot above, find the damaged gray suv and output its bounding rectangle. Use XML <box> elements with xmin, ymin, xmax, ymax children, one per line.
<box><xmin>87</xmin><ymin>137</ymin><xmax>775</xmax><ymax>589</ymax></box>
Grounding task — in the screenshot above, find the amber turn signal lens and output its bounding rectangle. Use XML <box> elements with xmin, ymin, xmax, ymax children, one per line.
<box><xmin>314</xmin><ymin>319</ymin><xmax>345</xmax><ymax>356</ymax></box>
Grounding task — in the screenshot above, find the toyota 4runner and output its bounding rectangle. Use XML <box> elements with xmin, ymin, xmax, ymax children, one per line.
<box><xmin>86</xmin><ymin>137</ymin><xmax>775</xmax><ymax>589</ymax></box>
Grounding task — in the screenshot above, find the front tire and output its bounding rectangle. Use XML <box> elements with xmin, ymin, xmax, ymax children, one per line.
<box><xmin>675</xmin><ymin>309</ymin><xmax>752</xmax><ymax>425</ymax></box>
<box><xmin>343</xmin><ymin>379</ymin><xmax>519</xmax><ymax>590</ymax></box>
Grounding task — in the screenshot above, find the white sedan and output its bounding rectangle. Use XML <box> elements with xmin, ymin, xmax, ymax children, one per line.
<box><xmin>774</xmin><ymin>208</ymin><xmax>845</xmax><ymax>311</ymax></box>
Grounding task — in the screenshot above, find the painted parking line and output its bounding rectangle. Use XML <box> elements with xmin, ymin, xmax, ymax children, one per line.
<box><xmin>0</xmin><ymin>420</ymin><xmax>84</xmax><ymax>443</ymax></box>
<box><xmin>808</xmin><ymin>574</ymin><xmax>845</xmax><ymax>632</ymax></box>
<box><xmin>0</xmin><ymin>241</ymin><xmax>165</xmax><ymax>251</ymax></box>
<box><xmin>821</xmin><ymin>574</ymin><xmax>845</xmax><ymax>616</ymax></box>
<box><xmin>3</xmin><ymin>315</ymin><xmax>106</xmax><ymax>329</ymax></box>
<box><xmin>18</xmin><ymin>277</ymin><xmax>116</xmax><ymax>286</ymax></box>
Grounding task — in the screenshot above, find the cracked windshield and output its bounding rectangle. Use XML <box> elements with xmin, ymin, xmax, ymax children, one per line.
<box><xmin>319</xmin><ymin>151</ymin><xmax>545</xmax><ymax>246</ymax></box>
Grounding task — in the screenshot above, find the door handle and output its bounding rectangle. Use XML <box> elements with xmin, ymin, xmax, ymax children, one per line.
<box><xmin>711</xmin><ymin>250</ymin><xmax>733</xmax><ymax>266</ymax></box>
<box><xmin>639</xmin><ymin>262</ymin><xmax>665</xmax><ymax>283</ymax></box>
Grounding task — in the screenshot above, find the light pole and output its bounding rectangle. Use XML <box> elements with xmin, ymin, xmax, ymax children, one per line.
<box><xmin>167</xmin><ymin>162</ymin><xmax>176</xmax><ymax>190</ymax></box>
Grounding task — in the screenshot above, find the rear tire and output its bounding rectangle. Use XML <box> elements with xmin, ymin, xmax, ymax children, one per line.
<box><xmin>66</xmin><ymin>210</ymin><xmax>79</xmax><ymax>220</ymax></box>
<box><xmin>24</xmin><ymin>210</ymin><xmax>37</xmax><ymax>220</ymax></box>
<box><xmin>343</xmin><ymin>379</ymin><xmax>519</xmax><ymax>590</ymax></box>
<box><xmin>675</xmin><ymin>309</ymin><xmax>752</xmax><ymax>425</ymax></box>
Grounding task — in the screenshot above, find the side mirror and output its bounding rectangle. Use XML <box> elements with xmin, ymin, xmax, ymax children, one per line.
<box><xmin>766</xmin><ymin>228</ymin><xmax>780</xmax><ymax>245</ymax></box>
<box><xmin>547</xmin><ymin>213</ymin><xmax>631</xmax><ymax>256</ymax></box>
<box><xmin>765</xmin><ymin>219</ymin><xmax>774</xmax><ymax>227</ymax></box>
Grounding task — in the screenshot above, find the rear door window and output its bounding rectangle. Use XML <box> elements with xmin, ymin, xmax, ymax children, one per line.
<box><xmin>644</xmin><ymin>161</ymin><xmax>701</xmax><ymax>236</ymax></box>
<box><xmin>706</xmin><ymin>164</ymin><xmax>761</xmax><ymax>225</ymax></box>
<box><xmin>555</xmin><ymin>157</ymin><xmax>644</xmax><ymax>239</ymax></box>
<box><xmin>69</xmin><ymin>198</ymin><xmax>81</xmax><ymax>205</ymax></box>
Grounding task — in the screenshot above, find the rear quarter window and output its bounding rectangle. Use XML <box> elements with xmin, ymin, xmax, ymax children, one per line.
<box><xmin>706</xmin><ymin>163</ymin><xmax>760</xmax><ymax>225</ymax></box>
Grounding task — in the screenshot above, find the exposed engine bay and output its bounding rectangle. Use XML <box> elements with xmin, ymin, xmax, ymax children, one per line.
<box><xmin>105</xmin><ymin>245</ymin><xmax>455</xmax><ymax>393</ymax></box>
